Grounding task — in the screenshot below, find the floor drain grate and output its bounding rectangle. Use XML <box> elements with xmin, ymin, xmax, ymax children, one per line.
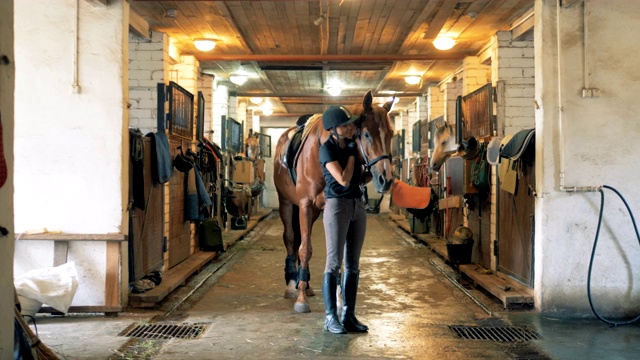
<box><xmin>449</xmin><ymin>325</ymin><xmax>542</xmax><ymax>342</ymax></box>
<box><xmin>119</xmin><ymin>323</ymin><xmax>209</xmax><ymax>340</ymax></box>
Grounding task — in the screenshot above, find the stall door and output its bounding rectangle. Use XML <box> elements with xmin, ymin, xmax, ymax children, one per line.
<box><xmin>167</xmin><ymin>137</ymin><xmax>193</xmax><ymax>268</ymax></box>
<box><xmin>498</xmin><ymin>158</ymin><xmax>535</xmax><ymax>287</ymax></box>
<box><xmin>129</xmin><ymin>137</ymin><xmax>164</xmax><ymax>281</ymax></box>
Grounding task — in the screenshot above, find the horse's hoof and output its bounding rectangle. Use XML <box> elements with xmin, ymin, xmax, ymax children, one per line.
<box><xmin>284</xmin><ymin>288</ymin><xmax>297</xmax><ymax>299</ymax></box>
<box><xmin>305</xmin><ymin>287</ymin><xmax>315</xmax><ymax>297</ymax></box>
<box><xmin>284</xmin><ymin>280</ymin><xmax>297</xmax><ymax>299</ymax></box>
<box><xmin>294</xmin><ymin>302</ymin><xmax>311</xmax><ymax>313</ymax></box>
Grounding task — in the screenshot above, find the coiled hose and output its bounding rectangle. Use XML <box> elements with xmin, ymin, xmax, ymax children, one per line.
<box><xmin>588</xmin><ymin>185</ymin><xmax>640</xmax><ymax>326</ymax></box>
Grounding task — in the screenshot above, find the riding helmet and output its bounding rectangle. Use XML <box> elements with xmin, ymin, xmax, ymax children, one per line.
<box><xmin>322</xmin><ymin>106</ymin><xmax>359</xmax><ymax>130</ymax></box>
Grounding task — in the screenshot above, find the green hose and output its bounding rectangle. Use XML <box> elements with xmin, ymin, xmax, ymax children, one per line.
<box><xmin>588</xmin><ymin>185</ymin><xmax>640</xmax><ymax>326</ymax></box>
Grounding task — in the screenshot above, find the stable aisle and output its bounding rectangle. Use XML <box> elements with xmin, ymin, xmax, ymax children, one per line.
<box><xmin>153</xmin><ymin>213</ymin><xmax>532</xmax><ymax>359</ymax></box>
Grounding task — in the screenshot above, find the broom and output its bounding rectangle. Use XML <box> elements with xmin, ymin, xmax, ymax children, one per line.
<box><xmin>14</xmin><ymin>306</ymin><xmax>60</xmax><ymax>360</ymax></box>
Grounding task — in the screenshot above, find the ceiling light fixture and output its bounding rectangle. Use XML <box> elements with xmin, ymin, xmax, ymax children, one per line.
<box><xmin>249</xmin><ymin>97</ymin><xmax>263</xmax><ymax>105</ymax></box>
<box><xmin>404</xmin><ymin>75</ymin><xmax>421</xmax><ymax>85</ymax></box>
<box><xmin>193</xmin><ymin>38</ymin><xmax>217</xmax><ymax>52</ymax></box>
<box><xmin>230</xmin><ymin>74</ymin><xmax>248</xmax><ymax>86</ymax></box>
<box><xmin>261</xmin><ymin>101</ymin><xmax>273</xmax><ymax>116</ymax></box>
<box><xmin>326</xmin><ymin>86</ymin><xmax>342</xmax><ymax>96</ymax></box>
<box><xmin>432</xmin><ymin>36</ymin><xmax>456</xmax><ymax>51</ymax></box>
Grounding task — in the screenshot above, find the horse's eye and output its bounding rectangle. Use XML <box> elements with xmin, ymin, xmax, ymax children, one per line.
<box><xmin>363</xmin><ymin>132</ymin><xmax>371</xmax><ymax>140</ymax></box>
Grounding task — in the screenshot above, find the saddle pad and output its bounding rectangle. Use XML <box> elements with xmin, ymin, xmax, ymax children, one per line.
<box><xmin>500</xmin><ymin>128</ymin><xmax>535</xmax><ymax>161</ymax></box>
<box><xmin>283</xmin><ymin>127</ymin><xmax>305</xmax><ymax>185</ymax></box>
<box><xmin>285</xmin><ymin>128</ymin><xmax>304</xmax><ymax>170</ymax></box>
<box><xmin>390</xmin><ymin>179</ymin><xmax>432</xmax><ymax>209</ymax></box>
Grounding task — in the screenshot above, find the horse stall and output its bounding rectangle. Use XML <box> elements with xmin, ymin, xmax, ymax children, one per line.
<box><xmin>427</xmin><ymin>83</ymin><xmax>535</xmax><ymax>308</ymax></box>
<box><xmin>128</xmin><ymin>83</ymin><xmax>228</xmax><ymax>308</ymax></box>
<box><xmin>458</xmin><ymin>84</ymin><xmax>495</xmax><ymax>270</ymax></box>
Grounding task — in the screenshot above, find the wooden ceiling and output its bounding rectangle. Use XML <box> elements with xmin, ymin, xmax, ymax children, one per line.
<box><xmin>130</xmin><ymin>0</ymin><xmax>534</xmax><ymax>119</ymax></box>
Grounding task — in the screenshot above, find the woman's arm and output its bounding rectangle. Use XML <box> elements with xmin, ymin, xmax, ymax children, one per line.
<box><xmin>325</xmin><ymin>155</ymin><xmax>355</xmax><ymax>187</ymax></box>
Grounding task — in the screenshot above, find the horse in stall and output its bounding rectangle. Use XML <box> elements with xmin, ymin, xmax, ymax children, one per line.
<box><xmin>273</xmin><ymin>90</ymin><xmax>395</xmax><ymax>313</ymax></box>
<box><xmin>430</xmin><ymin>120</ymin><xmax>459</xmax><ymax>171</ymax></box>
<box><xmin>223</xmin><ymin>131</ymin><xmax>265</xmax><ymax>225</ymax></box>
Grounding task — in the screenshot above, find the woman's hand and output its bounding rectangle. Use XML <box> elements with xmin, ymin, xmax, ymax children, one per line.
<box><xmin>345</xmin><ymin>139</ymin><xmax>357</xmax><ymax>156</ymax></box>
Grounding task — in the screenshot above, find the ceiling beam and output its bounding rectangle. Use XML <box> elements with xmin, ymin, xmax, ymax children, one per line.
<box><xmin>422</xmin><ymin>0</ymin><xmax>458</xmax><ymax>40</ymax></box>
<box><xmin>510</xmin><ymin>7</ymin><xmax>534</xmax><ymax>41</ymax></box>
<box><xmin>236</xmin><ymin>92</ymin><xmax>423</xmax><ymax>98</ymax></box>
<box><xmin>197</xmin><ymin>53</ymin><xmax>469</xmax><ymax>62</ymax></box>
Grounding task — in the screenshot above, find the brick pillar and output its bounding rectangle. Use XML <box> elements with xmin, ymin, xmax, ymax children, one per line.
<box><xmin>493</xmin><ymin>31</ymin><xmax>535</xmax><ymax>135</ymax></box>
<box><xmin>443</xmin><ymin>79</ymin><xmax>462</xmax><ymax>126</ymax></box>
<box><xmin>128</xmin><ymin>31</ymin><xmax>167</xmax><ymax>134</ymax></box>
<box><xmin>212</xmin><ymin>82</ymin><xmax>229</xmax><ymax>145</ymax></box>
<box><xmin>198</xmin><ymin>75</ymin><xmax>214</xmax><ymax>140</ymax></box>
<box><xmin>427</xmin><ymin>86</ymin><xmax>445</xmax><ymax>121</ymax></box>
<box><xmin>462</xmin><ymin>56</ymin><xmax>491</xmax><ymax>95</ymax></box>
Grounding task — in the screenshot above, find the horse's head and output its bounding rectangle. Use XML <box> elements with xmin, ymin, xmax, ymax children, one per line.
<box><xmin>349</xmin><ymin>90</ymin><xmax>395</xmax><ymax>194</ymax></box>
<box><xmin>430</xmin><ymin>121</ymin><xmax>458</xmax><ymax>171</ymax></box>
<box><xmin>245</xmin><ymin>134</ymin><xmax>260</xmax><ymax>160</ymax></box>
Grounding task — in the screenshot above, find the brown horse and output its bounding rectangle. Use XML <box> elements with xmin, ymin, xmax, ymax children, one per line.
<box><xmin>245</xmin><ymin>132</ymin><xmax>260</xmax><ymax>160</ymax></box>
<box><xmin>273</xmin><ymin>90</ymin><xmax>395</xmax><ymax>313</ymax></box>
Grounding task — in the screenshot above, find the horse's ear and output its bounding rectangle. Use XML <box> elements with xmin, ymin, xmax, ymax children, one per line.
<box><xmin>363</xmin><ymin>89</ymin><xmax>373</xmax><ymax>112</ymax></box>
<box><xmin>382</xmin><ymin>94</ymin><xmax>395</xmax><ymax>112</ymax></box>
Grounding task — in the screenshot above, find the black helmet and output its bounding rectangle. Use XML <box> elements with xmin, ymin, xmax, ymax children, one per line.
<box><xmin>322</xmin><ymin>106</ymin><xmax>359</xmax><ymax>131</ymax></box>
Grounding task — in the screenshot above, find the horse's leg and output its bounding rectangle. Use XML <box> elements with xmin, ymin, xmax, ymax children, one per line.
<box><xmin>294</xmin><ymin>203</ymin><xmax>319</xmax><ymax>313</ymax></box>
<box><xmin>278</xmin><ymin>195</ymin><xmax>298</xmax><ymax>299</ymax></box>
<box><xmin>291</xmin><ymin>205</ymin><xmax>318</xmax><ymax>297</ymax></box>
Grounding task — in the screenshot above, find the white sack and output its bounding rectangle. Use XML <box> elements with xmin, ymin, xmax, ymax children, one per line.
<box><xmin>15</xmin><ymin>261</ymin><xmax>79</xmax><ymax>314</ymax></box>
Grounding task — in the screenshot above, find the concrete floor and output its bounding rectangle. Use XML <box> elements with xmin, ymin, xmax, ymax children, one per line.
<box><xmin>28</xmin><ymin>212</ymin><xmax>640</xmax><ymax>359</ymax></box>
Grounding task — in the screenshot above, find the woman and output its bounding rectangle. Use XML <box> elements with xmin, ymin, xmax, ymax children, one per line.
<box><xmin>319</xmin><ymin>105</ymin><xmax>369</xmax><ymax>334</ymax></box>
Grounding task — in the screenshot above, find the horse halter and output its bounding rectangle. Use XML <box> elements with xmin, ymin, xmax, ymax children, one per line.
<box><xmin>354</xmin><ymin>116</ymin><xmax>392</xmax><ymax>171</ymax></box>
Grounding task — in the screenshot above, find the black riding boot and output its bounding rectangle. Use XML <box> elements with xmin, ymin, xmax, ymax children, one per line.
<box><xmin>341</xmin><ymin>272</ymin><xmax>368</xmax><ymax>332</ymax></box>
<box><xmin>322</xmin><ymin>273</ymin><xmax>346</xmax><ymax>334</ymax></box>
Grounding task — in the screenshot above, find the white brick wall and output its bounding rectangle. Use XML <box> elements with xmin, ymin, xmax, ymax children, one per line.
<box><xmin>443</xmin><ymin>79</ymin><xmax>462</xmax><ymax>125</ymax></box>
<box><xmin>427</xmin><ymin>86</ymin><xmax>445</xmax><ymax>120</ymax></box>
<box><xmin>128</xmin><ymin>31</ymin><xmax>167</xmax><ymax>134</ymax></box>
<box><xmin>494</xmin><ymin>31</ymin><xmax>535</xmax><ymax>134</ymax></box>
<box><xmin>462</xmin><ymin>56</ymin><xmax>491</xmax><ymax>94</ymax></box>
<box><xmin>198</xmin><ymin>75</ymin><xmax>214</xmax><ymax>140</ymax></box>
<box><xmin>212</xmin><ymin>82</ymin><xmax>229</xmax><ymax>145</ymax></box>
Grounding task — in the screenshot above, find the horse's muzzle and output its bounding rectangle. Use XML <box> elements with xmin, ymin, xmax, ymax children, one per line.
<box><xmin>373</xmin><ymin>172</ymin><xmax>393</xmax><ymax>193</ymax></box>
